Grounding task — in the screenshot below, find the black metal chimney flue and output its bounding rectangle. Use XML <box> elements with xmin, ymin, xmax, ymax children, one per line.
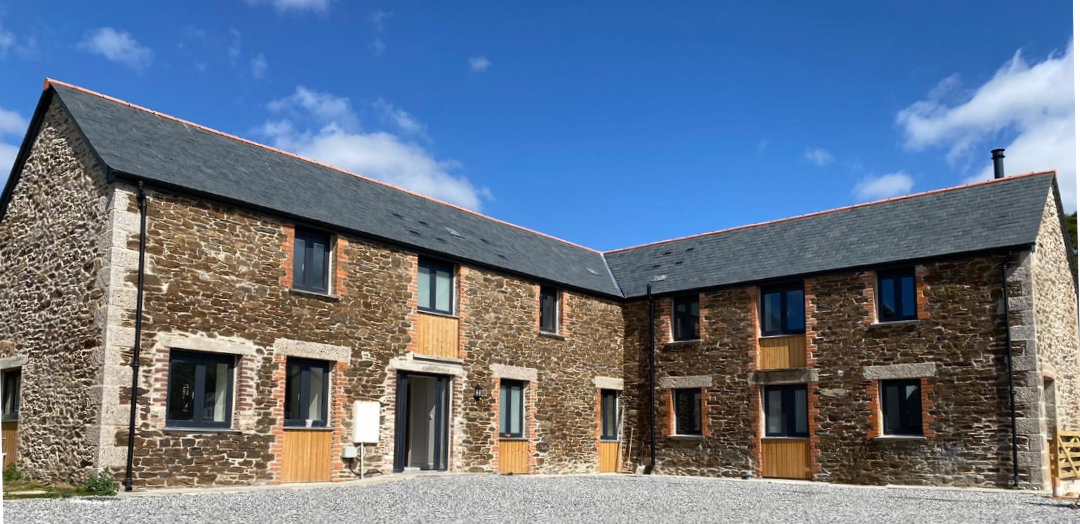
<box><xmin>992</xmin><ymin>148</ymin><xmax>1006</xmax><ymax>179</ymax></box>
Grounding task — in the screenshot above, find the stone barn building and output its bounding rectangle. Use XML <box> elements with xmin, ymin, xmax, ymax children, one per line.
<box><xmin>0</xmin><ymin>79</ymin><xmax>1076</xmax><ymax>491</ymax></box>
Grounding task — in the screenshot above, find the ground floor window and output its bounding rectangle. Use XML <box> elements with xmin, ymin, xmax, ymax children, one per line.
<box><xmin>881</xmin><ymin>379</ymin><xmax>922</xmax><ymax>436</ymax></box>
<box><xmin>673</xmin><ymin>388</ymin><xmax>702</xmax><ymax>436</ymax></box>
<box><xmin>167</xmin><ymin>351</ymin><xmax>234</xmax><ymax>428</ymax></box>
<box><xmin>763</xmin><ymin>384</ymin><xmax>808</xmax><ymax>437</ymax></box>
<box><xmin>600</xmin><ymin>389</ymin><xmax>619</xmax><ymax>441</ymax></box>
<box><xmin>1</xmin><ymin>368</ymin><xmax>20</xmax><ymax>422</ymax></box>
<box><xmin>499</xmin><ymin>380</ymin><xmax>525</xmax><ymax>438</ymax></box>
<box><xmin>285</xmin><ymin>358</ymin><xmax>330</xmax><ymax>427</ymax></box>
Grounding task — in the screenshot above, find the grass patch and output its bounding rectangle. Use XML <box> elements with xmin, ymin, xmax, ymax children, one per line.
<box><xmin>3</xmin><ymin>467</ymin><xmax>118</xmax><ymax>499</ymax></box>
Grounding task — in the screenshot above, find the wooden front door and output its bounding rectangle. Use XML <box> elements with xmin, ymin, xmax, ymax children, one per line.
<box><xmin>598</xmin><ymin>441</ymin><xmax>620</xmax><ymax>472</ymax></box>
<box><xmin>281</xmin><ymin>429</ymin><xmax>332</xmax><ymax>482</ymax></box>
<box><xmin>498</xmin><ymin>440</ymin><xmax>529</xmax><ymax>474</ymax></box>
<box><xmin>2</xmin><ymin>421</ymin><xmax>16</xmax><ymax>469</ymax></box>
<box><xmin>761</xmin><ymin>438</ymin><xmax>811</xmax><ymax>479</ymax></box>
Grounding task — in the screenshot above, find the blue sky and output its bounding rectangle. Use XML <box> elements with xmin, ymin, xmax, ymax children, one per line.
<box><xmin>0</xmin><ymin>1</ymin><xmax>1073</xmax><ymax>250</ymax></box>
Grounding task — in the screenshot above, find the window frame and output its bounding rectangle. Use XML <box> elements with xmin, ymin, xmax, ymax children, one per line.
<box><xmin>880</xmin><ymin>379</ymin><xmax>923</xmax><ymax>436</ymax></box>
<box><xmin>418</xmin><ymin>257</ymin><xmax>456</xmax><ymax>315</ymax></box>
<box><xmin>539</xmin><ymin>285</ymin><xmax>561</xmax><ymax>334</ymax></box>
<box><xmin>499</xmin><ymin>380</ymin><xmax>526</xmax><ymax>439</ymax></box>
<box><xmin>600</xmin><ymin>389</ymin><xmax>619</xmax><ymax>441</ymax></box>
<box><xmin>760</xmin><ymin>282</ymin><xmax>805</xmax><ymax>336</ymax></box>
<box><xmin>284</xmin><ymin>357</ymin><xmax>332</xmax><ymax>428</ymax></box>
<box><xmin>1</xmin><ymin>368</ymin><xmax>21</xmax><ymax>423</ymax></box>
<box><xmin>762</xmin><ymin>384</ymin><xmax>809</xmax><ymax>438</ymax></box>
<box><xmin>165</xmin><ymin>350</ymin><xmax>236</xmax><ymax>429</ymax></box>
<box><xmin>876</xmin><ymin>268</ymin><xmax>917</xmax><ymax>322</ymax></box>
<box><xmin>292</xmin><ymin>227</ymin><xmax>333</xmax><ymax>294</ymax></box>
<box><xmin>672</xmin><ymin>388</ymin><xmax>703</xmax><ymax>436</ymax></box>
<box><xmin>671</xmin><ymin>294</ymin><xmax>700</xmax><ymax>341</ymax></box>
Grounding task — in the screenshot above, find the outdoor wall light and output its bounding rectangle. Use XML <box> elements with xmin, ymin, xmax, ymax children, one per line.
<box><xmin>473</xmin><ymin>385</ymin><xmax>483</xmax><ymax>401</ymax></box>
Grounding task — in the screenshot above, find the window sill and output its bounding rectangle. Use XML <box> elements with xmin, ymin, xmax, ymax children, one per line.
<box><xmin>668</xmin><ymin>434</ymin><xmax>704</xmax><ymax>440</ymax></box>
<box><xmin>758</xmin><ymin>333</ymin><xmax>805</xmax><ymax>340</ymax></box>
<box><xmin>665</xmin><ymin>339</ymin><xmax>702</xmax><ymax>346</ymax></box>
<box><xmin>872</xmin><ymin>435</ymin><xmax>927</xmax><ymax>442</ymax></box>
<box><xmin>418</xmin><ymin>309</ymin><xmax>458</xmax><ymax>319</ymax></box>
<box><xmin>289</xmin><ymin>288</ymin><xmax>340</xmax><ymax>301</ymax></box>
<box><xmin>870</xmin><ymin>319</ymin><xmax>920</xmax><ymax>327</ymax></box>
<box><xmin>283</xmin><ymin>426</ymin><xmax>334</xmax><ymax>431</ymax></box>
<box><xmin>164</xmin><ymin>427</ymin><xmax>242</xmax><ymax>434</ymax></box>
<box><xmin>538</xmin><ymin>331</ymin><xmax>565</xmax><ymax>340</ymax></box>
<box><xmin>599</xmin><ymin>438</ymin><xmax>620</xmax><ymax>443</ymax></box>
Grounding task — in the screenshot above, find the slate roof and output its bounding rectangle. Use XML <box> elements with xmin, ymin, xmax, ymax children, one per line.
<box><xmin>606</xmin><ymin>172</ymin><xmax>1055</xmax><ymax>298</ymax></box>
<box><xmin>5</xmin><ymin>81</ymin><xmax>1055</xmax><ymax>301</ymax></box>
<box><xmin>48</xmin><ymin>82</ymin><xmax>624</xmax><ymax>297</ymax></box>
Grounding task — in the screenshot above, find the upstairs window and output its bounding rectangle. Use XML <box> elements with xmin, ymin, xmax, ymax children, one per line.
<box><xmin>877</xmin><ymin>268</ymin><xmax>917</xmax><ymax>322</ymax></box>
<box><xmin>166</xmin><ymin>351</ymin><xmax>234</xmax><ymax>428</ymax></box>
<box><xmin>540</xmin><ymin>286</ymin><xmax>560</xmax><ymax>334</ymax></box>
<box><xmin>672</xmin><ymin>295</ymin><xmax>700</xmax><ymax>341</ymax></box>
<box><xmin>600</xmin><ymin>389</ymin><xmax>619</xmax><ymax>441</ymax></box>
<box><xmin>673</xmin><ymin>388</ymin><xmax>702</xmax><ymax>436</ymax></box>
<box><xmin>761</xmin><ymin>283</ymin><xmax>804</xmax><ymax>336</ymax></box>
<box><xmin>2</xmin><ymin>368</ymin><xmax>20</xmax><ymax>422</ymax></box>
<box><xmin>293</xmin><ymin>228</ymin><xmax>332</xmax><ymax>294</ymax></box>
<box><xmin>418</xmin><ymin>258</ymin><xmax>455</xmax><ymax>315</ymax></box>
<box><xmin>285</xmin><ymin>358</ymin><xmax>331</xmax><ymax>427</ymax></box>
<box><xmin>499</xmin><ymin>380</ymin><xmax>525</xmax><ymax>439</ymax></box>
<box><xmin>763</xmin><ymin>384</ymin><xmax>808</xmax><ymax>438</ymax></box>
<box><xmin>881</xmin><ymin>379</ymin><xmax>923</xmax><ymax>436</ymax></box>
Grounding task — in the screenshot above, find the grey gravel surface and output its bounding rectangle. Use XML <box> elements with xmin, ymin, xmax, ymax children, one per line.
<box><xmin>4</xmin><ymin>474</ymin><xmax>1076</xmax><ymax>524</ymax></box>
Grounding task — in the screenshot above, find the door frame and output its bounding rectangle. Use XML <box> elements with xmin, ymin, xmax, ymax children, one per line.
<box><xmin>393</xmin><ymin>372</ymin><xmax>451</xmax><ymax>472</ymax></box>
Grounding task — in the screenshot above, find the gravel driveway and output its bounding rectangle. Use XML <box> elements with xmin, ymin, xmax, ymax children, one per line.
<box><xmin>4</xmin><ymin>474</ymin><xmax>1076</xmax><ymax>523</ymax></box>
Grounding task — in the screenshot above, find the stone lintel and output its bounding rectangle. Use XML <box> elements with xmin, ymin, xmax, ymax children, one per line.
<box><xmin>0</xmin><ymin>355</ymin><xmax>28</xmax><ymax>370</ymax></box>
<box><xmin>749</xmin><ymin>368</ymin><xmax>818</xmax><ymax>386</ymax></box>
<box><xmin>490</xmin><ymin>363</ymin><xmax>538</xmax><ymax>382</ymax></box>
<box><xmin>862</xmin><ymin>362</ymin><xmax>936</xmax><ymax>380</ymax></box>
<box><xmin>157</xmin><ymin>333</ymin><xmax>259</xmax><ymax>357</ymax></box>
<box><xmin>594</xmin><ymin>376</ymin><xmax>624</xmax><ymax>390</ymax></box>
<box><xmin>658</xmin><ymin>374</ymin><xmax>712</xmax><ymax>389</ymax></box>
<box><xmin>390</xmin><ymin>355</ymin><xmax>464</xmax><ymax>377</ymax></box>
<box><xmin>273</xmin><ymin>338</ymin><xmax>351</xmax><ymax>364</ymax></box>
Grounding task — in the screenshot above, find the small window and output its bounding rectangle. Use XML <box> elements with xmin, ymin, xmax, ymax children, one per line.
<box><xmin>877</xmin><ymin>268</ymin><xmax>917</xmax><ymax>322</ymax></box>
<box><xmin>499</xmin><ymin>380</ymin><xmax>525</xmax><ymax>439</ymax></box>
<box><xmin>293</xmin><ymin>228</ymin><xmax>332</xmax><ymax>294</ymax></box>
<box><xmin>763</xmin><ymin>384</ymin><xmax>808</xmax><ymax>437</ymax></box>
<box><xmin>540</xmin><ymin>286</ymin><xmax>560</xmax><ymax>334</ymax></box>
<box><xmin>285</xmin><ymin>358</ymin><xmax>331</xmax><ymax>427</ymax></box>
<box><xmin>673</xmin><ymin>388</ymin><xmax>702</xmax><ymax>436</ymax></box>
<box><xmin>672</xmin><ymin>295</ymin><xmax>700</xmax><ymax>341</ymax></box>
<box><xmin>761</xmin><ymin>283</ymin><xmax>804</xmax><ymax>336</ymax></box>
<box><xmin>418</xmin><ymin>258</ymin><xmax>455</xmax><ymax>314</ymax></box>
<box><xmin>2</xmin><ymin>368</ymin><xmax>21</xmax><ymax>422</ymax></box>
<box><xmin>600</xmin><ymin>389</ymin><xmax>619</xmax><ymax>441</ymax></box>
<box><xmin>881</xmin><ymin>379</ymin><xmax>922</xmax><ymax>436</ymax></box>
<box><xmin>166</xmin><ymin>351</ymin><xmax>235</xmax><ymax>428</ymax></box>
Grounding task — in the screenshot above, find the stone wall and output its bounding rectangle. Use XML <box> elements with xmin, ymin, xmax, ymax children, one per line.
<box><xmin>0</xmin><ymin>100</ymin><xmax>110</xmax><ymax>483</ymax></box>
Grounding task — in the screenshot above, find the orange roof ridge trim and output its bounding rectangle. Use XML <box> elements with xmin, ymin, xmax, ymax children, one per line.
<box><xmin>42</xmin><ymin>78</ymin><xmax>602</xmax><ymax>255</ymax></box>
<box><xmin>605</xmin><ymin>169</ymin><xmax>1057</xmax><ymax>254</ymax></box>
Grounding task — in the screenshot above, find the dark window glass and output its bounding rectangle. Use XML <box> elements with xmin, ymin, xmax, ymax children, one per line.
<box><xmin>761</xmin><ymin>283</ymin><xmax>805</xmax><ymax>336</ymax></box>
<box><xmin>673</xmin><ymin>388</ymin><xmax>702</xmax><ymax>436</ymax></box>
<box><xmin>877</xmin><ymin>268</ymin><xmax>917</xmax><ymax>322</ymax></box>
<box><xmin>763</xmin><ymin>384</ymin><xmax>808</xmax><ymax>437</ymax></box>
<box><xmin>166</xmin><ymin>351</ymin><xmax>234</xmax><ymax>428</ymax></box>
<box><xmin>499</xmin><ymin>380</ymin><xmax>524</xmax><ymax>438</ymax></box>
<box><xmin>601</xmin><ymin>389</ymin><xmax>619</xmax><ymax>441</ymax></box>
<box><xmin>881</xmin><ymin>379</ymin><xmax>923</xmax><ymax>436</ymax></box>
<box><xmin>2</xmin><ymin>368</ymin><xmax>20</xmax><ymax>422</ymax></box>
<box><xmin>540</xmin><ymin>286</ymin><xmax>560</xmax><ymax>333</ymax></box>
<box><xmin>672</xmin><ymin>295</ymin><xmax>700</xmax><ymax>341</ymax></box>
<box><xmin>285</xmin><ymin>358</ymin><xmax>330</xmax><ymax>427</ymax></box>
<box><xmin>293</xmin><ymin>228</ymin><xmax>332</xmax><ymax>294</ymax></box>
<box><xmin>418</xmin><ymin>258</ymin><xmax>455</xmax><ymax>314</ymax></box>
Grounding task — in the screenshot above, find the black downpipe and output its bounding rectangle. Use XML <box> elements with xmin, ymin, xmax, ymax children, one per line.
<box><xmin>1001</xmin><ymin>259</ymin><xmax>1019</xmax><ymax>488</ymax></box>
<box><xmin>645</xmin><ymin>283</ymin><xmax>657</xmax><ymax>474</ymax></box>
<box><xmin>123</xmin><ymin>182</ymin><xmax>148</xmax><ymax>492</ymax></box>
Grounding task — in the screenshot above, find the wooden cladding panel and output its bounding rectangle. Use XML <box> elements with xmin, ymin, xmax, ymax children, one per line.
<box><xmin>758</xmin><ymin>335</ymin><xmax>807</xmax><ymax>370</ymax></box>
<box><xmin>598</xmin><ymin>441</ymin><xmax>620</xmax><ymax>473</ymax></box>
<box><xmin>2</xmin><ymin>422</ymin><xmax>16</xmax><ymax>470</ymax></box>
<box><xmin>499</xmin><ymin>439</ymin><xmax>529</xmax><ymax>474</ymax></box>
<box><xmin>416</xmin><ymin>312</ymin><xmax>459</xmax><ymax>359</ymax></box>
<box><xmin>281</xmin><ymin>429</ymin><xmax>332</xmax><ymax>483</ymax></box>
<box><xmin>761</xmin><ymin>438</ymin><xmax>810</xmax><ymax>479</ymax></box>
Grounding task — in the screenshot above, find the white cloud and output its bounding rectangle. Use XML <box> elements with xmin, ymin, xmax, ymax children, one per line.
<box><xmin>261</xmin><ymin>87</ymin><xmax>489</xmax><ymax>210</ymax></box>
<box><xmin>369</xmin><ymin>10</ymin><xmax>391</xmax><ymax>56</ymax></box>
<box><xmin>0</xmin><ymin>108</ymin><xmax>27</xmax><ymax>136</ymax></box>
<box><xmin>897</xmin><ymin>41</ymin><xmax>1075</xmax><ymax>210</ymax></box>
<box><xmin>245</xmin><ymin>0</ymin><xmax>332</xmax><ymax>13</ymax></box>
<box><xmin>853</xmin><ymin>172</ymin><xmax>915</xmax><ymax>201</ymax></box>
<box><xmin>227</xmin><ymin>28</ymin><xmax>242</xmax><ymax>60</ymax></box>
<box><xmin>0</xmin><ymin>142</ymin><xmax>16</xmax><ymax>182</ymax></box>
<box><xmin>370</xmin><ymin>10</ymin><xmax>392</xmax><ymax>30</ymax></box>
<box><xmin>251</xmin><ymin>53</ymin><xmax>268</xmax><ymax>79</ymax></box>
<box><xmin>803</xmin><ymin>147</ymin><xmax>833</xmax><ymax>166</ymax></box>
<box><xmin>468</xmin><ymin>56</ymin><xmax>491</xmax><ymax>72</ymax></box>
<box><xmin>0</xmin><ymin>106</ymin><xmax>26</xmax><ymax>186</ymax></box>
<box><xmin>371</xmin><ymin>38</ymin><xmax>386</xmax><ymax>57</ymax></box>
<box><xmin>79</xmin><ymin>28</ymin><xmax>153</xmax><ymax>70</ymax></box>
<box><xmin>0</xmin><ymin>24</ymin><xmax>13</xmax><ymax>56</ymax></box>
<box><xmin>373</xmin><ymin>99</ymin><xmax>425</xmax><ymax>136</ymax></box>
